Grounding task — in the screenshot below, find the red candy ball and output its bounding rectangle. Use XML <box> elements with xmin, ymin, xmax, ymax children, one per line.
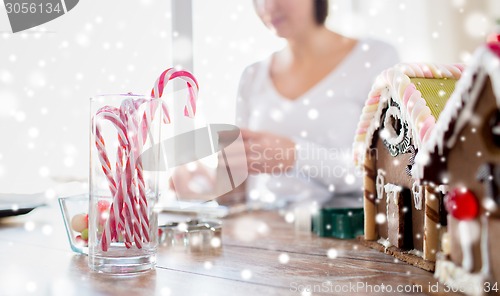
<box><xmin>75</xmin><ymin>235</ymin><xmax>88</xmax><ymax>247</ymax></box>
<box><xmin>445</xmin><ymin>188</ymin><xmax>479</xmax><ymax>220</ymax></box>
<box><xmin>97</xmin><ymin>200</ymin><xmax>110</xmax><ymax>213</ymax></box>
<box><xmin>488</xmin><ymin>43</ymin><xmax>500</xmax><ymax>58</ymax></box>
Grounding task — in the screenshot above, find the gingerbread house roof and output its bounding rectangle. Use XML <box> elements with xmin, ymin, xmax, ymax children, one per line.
<box><xmin>414</xmin><ymin>44</ymin><xmax>500</xmax><ymax>179</ymax></box>
<box><xmin>353</xmin><ymin>63</ymin><xmax>464</xmax><ymax>167</ymax></box>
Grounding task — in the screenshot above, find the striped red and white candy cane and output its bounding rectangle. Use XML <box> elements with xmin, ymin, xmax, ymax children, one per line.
<box><xmin>121</xmin><ymin>100</ymin><xmax>147</xmax><ymax>247</ymax></box>
<box><xmin>113</xmin><ymin>145</ymin><xmax>128</xmax><ymax>243</ymax></box>
<box><xmin>97</xmin><ymin>107</ymin><xmax>128</xmax><ymax>147</ymax></box>
<box><xmin>103</xmin><ymin>161</ymin><xmax>134</xmax><ymax>250</ymax></box>
<box><xmin>130</xmin><ymin>100</ymin><xmax>155</xmax><ymax>242</ymax></box>
<box><xmin>151</xmin><ymin>68</ymin><xmax>199</xmax><ymax>118</ymax></box>
<box><xmin>96</xmin><ymin>68</ymin><xmax>200</xmax><ymax>251</ymax></box>
<box><xmin>94</xmin><ymin>111</ymin><xmax>128</xmax><ymax>246</ymax></box>
<box><xmin>118</xmin><ymin>168</ymin><xmax>134</xmax><ymax>249</ymax></box>
<box><xmin>124</xmin><ymin>100</ymin><xmax>151</xmax><ymax>238</ymax></box>
<box><xmin>94</xmin><ymin>124</ymin><xmax>117</xmax><ymax>196</ymax></box>
<box><xmin>95</xmin><ymin>107</ymin><xmax>128</xmax><ymax>198</ymax></box>
<box><xmin>95</xmin><ymin>105</ymin><xmax>137</xmax><ymax>250</ymax></box>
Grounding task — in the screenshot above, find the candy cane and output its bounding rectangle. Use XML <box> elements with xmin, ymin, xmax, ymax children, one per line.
<box><xmin>94</xmin><ymin>121</ymin><xmax>132</xmax><ymax>249</ymax></box>
<box><xmin>97</xmin><ymin>107</ymin><xmax>129</xmax><ymax>148</ymax></box>
<box><xmin>126</xmin><ymin>107</ymin><xmax>145</xmax><ymax>247</ymax></box>
<box><xmin>122</xmin><ymin>156</ymin><xmax>143</xmax><ymax>248</ymax></box>
<box><xmin>94</xmin><ymin>124</ymin><xmax>117</xmax><ymax>196</ymax></box>
<box><xmin>95</xmin><ymin>110</ymin><xmax>128</xmax><ymax>223</ymax></box>
<box><xmin>95</xmin><ymin>68</ymin><xmax>200</xmax><ymax>251</ymax></box>
<box><xmin>123</xmin><ymin>100</ymin><xmax>152</xmax><ymax>244</ymax></box>
<box><xmin>109</xmin><ymin>166</ymin><xmax>133</xmax><ymax>250</ymax></box>
<box><xmin>148</xmin><ymin>68</ymin><xmax>200</xmax><ymax>183</ymax></box>
<box><xmin>95</xmin><ymin>105</ymin><xmax>137</xmax><ymax>250</ymax></box>
<box><xmin>131</xmin><ymin>101</ymin><xmax>156</xmax><ymax>242</ymax></box>
<box><xmin>151</xmin><ymin>68</ymin><xmax>199</xmax><ymax>118</ymax></box>
<box><xmin>119</xmin><ymin>167</ymin><xmax>134</xmax><ymax>249</ymax></box>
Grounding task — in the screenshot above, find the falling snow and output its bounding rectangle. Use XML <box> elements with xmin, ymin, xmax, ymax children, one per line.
<box><xmin>24</xmin><ymin>221</ymin><xmax>35</xmax><ymax>231</ymax></box>
<box><xmin>279</xmin><ymin>253</ymin><xmax>290</xmax><ymax>264</ymax></box>
<box><xmin>285</xmin><ymin>212</ymin><xmax>295</xmax><ymax>223</ymax></box>
<box><xmin>42</xmin><ymin>225</ymin><xmax>53</xmax><ymax>236</ymax></box>
<box><xmin>241</xmin><ymin>269</ymin><xmax>252</xmax><ymax>280</ymax></box>
<box><xmin>204</xmin><ymin>261</ymin><xmax>213</xmax><ymax>270</ymax></box>
<box><xmin>327</xmin><ymin>248</ymin><xmax>338</xmax><ymax>259</ymax></box>
<box><xmin>344</xmin><ymin>174</ymin><xmax>355</xmax><ymax>185</ymax></box>
<box><xmin>210</xmin><ymin>237</ymin><xmax>221</xmax><ymax>248</ymax></box>
<box><xmin>375</xmin><ymin>213</ymin><xmax>386</xmax><ymax>224</ymax></box>
<box><xmin>0</xmin><ymin>70</ymin><xmax>13</xmax><ymax>84</ymax></box>
<box><xmin>270</xmin><ymin>109</ymin><xmax>284</xmax><ymax>122</ymax></box>
<box><xmin>307</xmin><ymin>109</ymin><xmax>319</xmax><ymax>120</ymax></box>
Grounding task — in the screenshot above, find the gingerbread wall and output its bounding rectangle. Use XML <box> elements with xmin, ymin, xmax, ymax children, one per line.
<box><xmin>445</xmin><ymin>78</ymin><xmax>500</xmax><ymax>277</ymax></box>
<box><xmin>373</xmin><ymin>132</ymin><xmax>426</xmax><ymax>252</ymax></box>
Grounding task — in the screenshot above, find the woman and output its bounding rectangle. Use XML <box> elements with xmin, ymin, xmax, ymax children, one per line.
<box><xmin>236</xmin><ymin>0</ymin><xmax>399</xmax><ymax>206</ymax></box>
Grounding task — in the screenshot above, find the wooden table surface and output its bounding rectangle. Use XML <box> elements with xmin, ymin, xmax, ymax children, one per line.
<box><xmin>0</xmin><ymin>200</ymin><xmax>461</xmax><ymax>296</ymax></box>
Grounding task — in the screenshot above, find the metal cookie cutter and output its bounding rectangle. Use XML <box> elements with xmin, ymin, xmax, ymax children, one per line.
<box><xmin>159</xmin><ymin>219</ymin><xmax>222</xmax><ymax>252</ymax></box>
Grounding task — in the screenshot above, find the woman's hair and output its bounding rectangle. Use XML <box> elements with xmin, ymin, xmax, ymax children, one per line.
<box><xmin>314</xmin><ymin>0</ymin><xmax>329</xmax><ymax>25</ymax></box>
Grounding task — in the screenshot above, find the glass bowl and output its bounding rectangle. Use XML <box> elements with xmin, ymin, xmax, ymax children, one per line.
<box><xmin>59</xmin><ymin>194</ymin><xmax>223</xmax><ymax>255</ymax></box>
<box><xmin>58</xmin><ymin>195</ymin><xmax>89</xmax><ymax>255</ymax></box>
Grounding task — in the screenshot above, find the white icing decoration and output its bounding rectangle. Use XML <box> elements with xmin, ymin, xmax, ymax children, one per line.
<box><xmin>412</xmin><ymin>181</ymin><xmax>422</xmax><ymax>210</ymax></box>
<box><xmin>384</xmin><ymin>183</ymin><xmax>403</xmax><ymax>193</ymax></box>
<box><xmin>354</xmin><ymin>63</ymin><xmax>463</xmax><ymax>168</ymax></box>
<box><xmin>480</xmin><ymin>215</ymin><xmax>490</xmax><ymax>276</ymax></box>
<box><xmin>383</xmin><ymin>105</ymin><xmax>405</xmax><ymax>146</ymax></box>
<box><xmin>384</xmin><ymin>184</ymin><xmax>402</xmax><ymax>226</ymax></box>
<box><xmin>446</xmin><ymin>71</ymin><xmax>487</xmax><ymax>148</ymax></box>
<box><xmin>435</xmin><ymin>259</ymin><xmax>489</xmax><ymax>296</ymax></box>
<box><xmin>437</xmin><ymin>184</ymin><xmax>449</xmax><ymax>195</ymax></box>
<box><xmin>376</xmin><ymin>169</ymin><xmax>386</xmax><ymax>200</ymax></box>
<box><xmin>408</xmin><ymin>249</ymin><xmax>423</xmax><ymax>257</ymax></box>
<box><xmin>377</xmin><ymin>237</ymin><xmax>392</xmax><ymax>249</ymax></box>
<box><xmin>458</xmin><ymin>220</ymin><xmax>481</xmax><ymax>272</ymax></box>
<box><xmin>384</xmin><ymin>184</ymin><xmax>402</xmax><ymax>205</ymax></box>
<box><xmin>415</xmin><ymin>46</ymin><xmax>500</xmax><ymax>179</ymax></box>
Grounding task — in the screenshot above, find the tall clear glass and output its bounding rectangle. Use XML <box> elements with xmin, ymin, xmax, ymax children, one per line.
<box><xmin>89</xmin><ymin>94</ymin><xmax>161</xmax><ymax>274</ymax></box>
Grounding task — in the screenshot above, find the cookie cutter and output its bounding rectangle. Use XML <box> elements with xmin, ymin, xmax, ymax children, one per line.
<box><xmin>159</xmin><ymin>219</ymin><xmax>222</xmax><ymax>252</ymax></box>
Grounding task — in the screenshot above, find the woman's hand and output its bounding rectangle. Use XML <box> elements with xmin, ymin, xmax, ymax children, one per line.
<box><xmin>169</xmin><ymin>162</ymin><xmax>216</xmax><ymax>201</ymax></box>
<box><xmin>239</xmin><ymin>128</ymin><xmax>296</xmax><ymax>174</ymax></box>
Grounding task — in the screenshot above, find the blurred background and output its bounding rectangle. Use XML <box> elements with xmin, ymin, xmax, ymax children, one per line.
<box><xmin>0</xmin><ymin>0</ymin><xmax>498</xmax><ymax>194</ymax></box>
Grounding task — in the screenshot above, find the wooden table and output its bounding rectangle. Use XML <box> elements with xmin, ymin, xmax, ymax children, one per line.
<box><xmin>0</xmin><ymin>200</ymin><xmax>459</xmax><ymax>296</ymax></box>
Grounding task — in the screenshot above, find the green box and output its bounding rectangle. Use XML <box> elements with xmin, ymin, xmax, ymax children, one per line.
<box><xmin>312</xmin><ymin>208</ymin><xmax>364</xmax><ymax>239</ymax></box>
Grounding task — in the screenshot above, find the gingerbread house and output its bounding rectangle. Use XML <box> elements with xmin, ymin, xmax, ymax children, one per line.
<box><xmin>415</xmin><ymin>44</ymin><xmax>500</xmax><ymax>295</ymax></box>
<box><xmin>353</xmin><ymin>62</ymin><xmax>465</xmax><ymax>271</ymax></box>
